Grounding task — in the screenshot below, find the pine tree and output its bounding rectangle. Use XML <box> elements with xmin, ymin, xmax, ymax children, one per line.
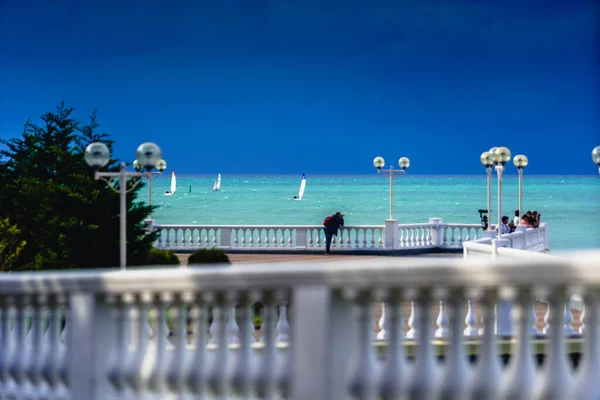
<box><xmin>0</xmin><ymin>102</ymin><xmax>158</xmax><ymax>270</ymax></box>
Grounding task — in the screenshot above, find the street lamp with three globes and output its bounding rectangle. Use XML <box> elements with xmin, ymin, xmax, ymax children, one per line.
<box><xmin>84</xmin><ymin>142</ymin><xmax>167</xmax><ymax>270</ymax></box>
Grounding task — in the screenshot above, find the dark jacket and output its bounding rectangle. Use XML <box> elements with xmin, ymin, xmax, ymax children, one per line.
<box><xmin>325</xmin><ymin>214</ymin><xmax>344</xmax><ymax>235</ymax></box>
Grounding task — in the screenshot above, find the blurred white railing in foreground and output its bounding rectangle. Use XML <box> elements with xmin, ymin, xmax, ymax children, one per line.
<box><xmin>0</xmin><ymin>251</ymin><xmax>599</xmax><ymax>399</ymax></box>
<box><xmin>152</xmin><ymin>218</ymin><xmax>491</xmax><ymax>253</ymax></box>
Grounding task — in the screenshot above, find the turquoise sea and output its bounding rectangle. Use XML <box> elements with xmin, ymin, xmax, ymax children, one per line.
<box><xmin>148</xmin><ymin>175</ymin><xmax>599</xmax><ymax>251</ymax></box>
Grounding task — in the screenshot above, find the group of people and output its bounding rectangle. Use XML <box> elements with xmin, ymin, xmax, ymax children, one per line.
<box><xmin>501</xmin><ymin>210</ymin><xmax>542</xmax><ymax>233</ymax></box>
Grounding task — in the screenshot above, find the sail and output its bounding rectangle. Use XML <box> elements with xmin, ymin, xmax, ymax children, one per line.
<box><xmin>170</xmin><ymin>171</ymin><xmax>177</xmax><ymax>194</ymax></box>
<box><xmin>212</xmin><ymin>173</ymin><xmax>221</xmax><ymax>191</ymax></box>
<box><xmin>296</xmin><ymin>173</ymin><xmax>306</xmax><ymax>200</ymax></box>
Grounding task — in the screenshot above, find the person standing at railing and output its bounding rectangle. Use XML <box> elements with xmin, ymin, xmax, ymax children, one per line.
<box><xmin>323</xmin><ymin>211</ymin><xmax>344</xmax><ymax>255</ymax></box>
<box><xmin>532</xmin><ymin>211</ymin><xmax>541</xmax><ymax>228</ymax></box>
<box><xmin>501</xmin><ymin>216</ymin><xmax>511</xmax><ymax>234</ymax></box>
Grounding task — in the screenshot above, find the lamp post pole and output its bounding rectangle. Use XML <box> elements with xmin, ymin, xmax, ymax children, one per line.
<box><xmin>388</xmin><ymin>166</ymin><xmax>394</xmax><ymax>220</ymax></box>
<box><xmin>496</xmin><ymin>164</ymin><xmax>504</xmax><ymax>237</ymax></box>
<box><xmin>86</xmin><ymin>142</ymin><xmax>166</xmax><ymax>270</ymax></box>
<box><xmin>513</xmin><ymin>155</ymin><xmax>528</xmax><ymax>221</ymax></box>
<box><xmin>486</xmin><ymin>166</ymin><xmax>492</xmax><ymax>229</ymax></box>
<box><xmin>480</xmin><ymin>152</ymin><xmax>494</xmax><ymax>230</ymax></box>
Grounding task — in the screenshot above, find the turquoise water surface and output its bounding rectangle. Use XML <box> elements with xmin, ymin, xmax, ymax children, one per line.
<box><xmin>148</xmin><ymin>175</ymin><xmax>599</xmax><ymax>251</ymax></box>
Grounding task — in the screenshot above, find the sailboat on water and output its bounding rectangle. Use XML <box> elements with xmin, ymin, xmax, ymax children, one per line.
<box><xmin>293</xmin><ymin>173</ymin><xmax>306</xmax><ymax>201</ymax></box>
<box><xmin>212</xmin><ymin>173</ymin><xmax>221</xmax><ymax>192</ymax></box>
<box><xmin>164</xmin><ymin>171</ymin><xmax>176</xmax><ymax>196</ymax></box>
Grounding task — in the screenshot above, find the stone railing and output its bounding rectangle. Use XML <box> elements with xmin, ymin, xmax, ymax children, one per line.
<box><xmin>0</xmin><ymin>251</ymin><xmax>599</xmax><ymax>399</ymax></box>
<box><xmin>152</xmin><ymin>218</ymin><xmax>486</xmax><ymax>253</ymax></box>
<box><xmin>463</xmin><ymin>222</ymin><xmax>549</xmax><ymax>259</ymax></box>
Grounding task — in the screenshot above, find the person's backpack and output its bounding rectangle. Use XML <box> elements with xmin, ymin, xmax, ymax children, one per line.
<box><xmin>323</xmin><ymin>216</ymin><xmax>333</xmax><ymax>226</ymax></box>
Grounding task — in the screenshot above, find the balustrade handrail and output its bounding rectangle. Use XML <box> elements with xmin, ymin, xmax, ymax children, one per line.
<box><xmin>1</xmin><ymin>250</ymin><xmax>598</xmax><ymax>295</ymax></box>
<box><xmin>153</xmin><ymin>223</ymin><xmax>385</xmax><ymax>229</ymax></box>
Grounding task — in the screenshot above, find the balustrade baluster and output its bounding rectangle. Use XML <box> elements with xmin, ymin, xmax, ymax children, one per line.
<box><xmin>379</xmin><ymin>289</ymin><xmax>406</xmax><ymax>400</ymax></box>
<box><xmin>377</xmin><ymin>302</ymin><xmax>389</xmax><ymax>341</ymax></box>
<box><xmin>470</xmin><ymin>289</ymin><xmax>502</xmax><ymax>398</ymax></box>
<box><xmin>186</xmin><ymin>293</ymin><xmax>208</xmax><ymax>395</ymax></box>
<box><xmin>276</xmin><ymin>302</ymin><xmax>290</xmax><ymax>344</ymax></box>
<box><xmin>41</xmin><ymin>295</ymin><xmax>65</xmax><ymax>394</ymax></box>
<box><xmin>255</xmin><ymin>291</ymin><xmax>279</xmax><ymax>399</ymax></box>
<box><xmin>9</xmin><ymin>295</ymin><xmax>31</xmax><ymax>399</ymax></box>
<box><xmin>148</xmin><ymin>293</ymin><xmax>171</xmax><ymax>393</ymax></box>
<box><xmin>27</xmin><ymin>295</ymin><xmax>46</xmax><ymax>397</ymax></box>
<box><xmin>9</xmin><ymin>295</ymin><xmax>30</xmax><ymax>398</ymax></box>
<box><xmin>256</xmin><ymin>229</ymin><xmax>262</xmax><ymax>247</ymax></box>
<box><xmin>207</xmin><ymin>293</ymin><xmax>230</xmax><ymax>397</ymax></box>
<box><xmin>125</xmin><ymin>293</ymin><xmax>151</xmax><ymax>393</ymax></box>
<box><xmin>227</xmin><ymin>305</ymin><xmax>240</xmax><ymax>344</ymax></box>
<box><xmin>534</xmin><ymin>286</ymin><xmax>573</xmax><ymax>400</ymax></box>
<box><xmin>435</xmin><ymin>300</ymin><xmax>449</xmax><ymax>338</ymax></box>
<box><xmin>564</xmin><ymin>301</ymin><xmax>575</xmax><ymax>336</ymax></box>
<box><xmin>0</xmin><ymin>296</ymin><xmax>15</xmax><ymax>394</ymax></box>
<box><xmin>464</xmin><ymin>299</ymin><xmax>478</xmax><ymax>337</ymax></box>
<box><xmin>166</xmin><ymin>292</ymin><xmax>191</xmax><ymax>393</ymax></box>
<box><xmin>442</xmin><ymin>226</ymin><xmax>448</xmax><ymax>246</ymax></box>
<box><xmin>406</xmin><ymin>302</ymin><xmax>418</xmax><ymax>339</ymax></box>
<box><xmin>407</xmin><ymin>287</ymin><xmax>438</xmax><ymax>398</ymax></box>
<box><xmin>501</xmin><ymin>286</ymin><xmax>536</xmax><ymax>399</ymax></box>
<box><xmin>231</xmin><ymin>292</ymin><xmax>254</xmax><ymax>397</ymax></box>
<box><xmin>572</xmin><ymin>289</ymin><xmax>600</xmax><ymax>399</ymax></box>
<box><xmin>439</xmin><ymin>288</ymin><xmax>470</xmax><ymax>399</ymax></box>
<box><xmin>348</xmin><ymin>290</ymin><xmax>378</xmax><ymax>400</ymax></box>
<box><xmin>107</xmin><ymin>294</ymin><xmax>131</xmax><ymax>393</ymax></box>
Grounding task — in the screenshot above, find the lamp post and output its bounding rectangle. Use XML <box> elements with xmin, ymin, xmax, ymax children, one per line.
<box><xmin>480</xmin><ymin>151</ymin><xmax>494</xmax><ymax>230</ymax></box>
<box><xmin>593</xmin><ymin>146</ymin><xmax>600</xmax><ymax>174</ymax></box>
<box><xmin>373</xmin><ymin>156</ymin><xmax>410</xmax><ymax>220</ymax></box>
<box><xmin>133</xmin><ymin>158</ymin><xmax>167</xmax><ymax>219</ymax></box>
<box><xmin>513</xmin><ymin>155</ymin><xmax>528</xmax><ymax>221</ymax></box>
<box><xmin>490</xmin><ymin>146</ymin><xmax>511</xmax><ymax>237</ymax></box>
<box><xmin>84</xmin><ymin>142</ymin><xmax>166</xmax><ymax>270</ymax></box>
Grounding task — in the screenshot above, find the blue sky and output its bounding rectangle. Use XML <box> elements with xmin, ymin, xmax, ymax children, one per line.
<box><xmin>0</xmin><ymin>0</ymin><xmax>598</xmax><ymax>175</ymax></box>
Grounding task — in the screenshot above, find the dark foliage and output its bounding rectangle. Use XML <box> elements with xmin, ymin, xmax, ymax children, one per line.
<box><xmin>140</xmin><ymin>248</ymin><xmax>180</xmax><ymax>266</ymax></box>
<box><xmin>187</xmin><ymin>248</ymin><xmax>231</xmax><ymax>265</ymax></box>
<box><xmin>0</xmin><ymin>102</ymin><xmax>158</xmax><ymax>270</ymax></box>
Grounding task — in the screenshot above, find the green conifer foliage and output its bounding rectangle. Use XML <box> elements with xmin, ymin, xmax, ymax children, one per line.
<box><xmin>0</xmin><ymin>103</ymin><xmax>158</xmax><ymax>270</ymax></box>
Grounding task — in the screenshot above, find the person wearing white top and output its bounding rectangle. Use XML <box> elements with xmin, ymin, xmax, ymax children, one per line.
<box><xmin>512</xmin><ymin>210</ymin><xmax>520</xmax><ymax>227</ymax></box>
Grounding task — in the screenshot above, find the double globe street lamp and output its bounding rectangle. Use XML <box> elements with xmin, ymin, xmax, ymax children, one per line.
<box><xmin>373</xmin><ymin>156</ymin><xmax>410</xmax><ymax>221</ymax></box>
<box><xmin>593</xmin><ymin>146</ymin><xmax>600</xmax><ymax>174</ymax></box>
<box><xmin>85</xmin><ymin>142</ymin><xmax>166</xmax><ymax>270</ymax></box>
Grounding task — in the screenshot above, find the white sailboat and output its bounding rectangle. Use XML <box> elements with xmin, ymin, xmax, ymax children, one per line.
<box><xmin>212</xmin><ymin>173</ymin><xmax>221</xmax><ymax>192</ymax></box>
<box><xmin>294</xmin><ymin>173</ymin><xmax>306</xmax><ymax>200</ymax></box>
<box><xmin>164</xmin><ymin>171</ymin><xmax>176</xmax><ymax>196</ymax></box>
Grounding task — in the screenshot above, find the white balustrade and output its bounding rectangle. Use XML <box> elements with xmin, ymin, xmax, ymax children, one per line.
<box><xmin>152</xmin><ymin>219</ymin><xmax>495</xmax><ymax>253</ymax></box>
<box><xmin>0</xmin><ymin>251</ymin><xmax>596</xmax><ymax>399</ymax></box>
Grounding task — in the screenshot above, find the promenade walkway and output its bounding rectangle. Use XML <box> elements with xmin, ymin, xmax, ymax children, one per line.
<box><xmin>176</xmin><ymin>252</ymin><xmax>461</xmax><ymax>266</ymax></box>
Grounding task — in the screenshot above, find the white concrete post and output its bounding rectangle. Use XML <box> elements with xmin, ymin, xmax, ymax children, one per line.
<box><xmin>492</xmin><ymin>239</ymin><xmax>512</xmax><ymax>337</ymax></box>
<box><xmin>296</xmin><ymin>228</ymin><xmax>307</xmax><ymax>249</ymax></box>
<box><xmin>220</xmin><ymin>228</ymin><xmax>232</xmax><ymax>248</ymax></box>
<box><xmin>428</xmin><ymin>218</ymin><xmax>443</xmax><ymax>247</ymax></box>
<box><xmin>385</xmin><ymin>220</ymin><xmax>399</xmax><ymax>250</ymax></box>
<box><xmin>291</xmin><ymin>286</ymin><xmax>356</xmax><ymax>400</ymax></box>
<box><xmin>68</xmin><ymin>294</ymin><xmax>115</xmax><ymax>400</ymax></box>
<box><xmin>541</xmin><ymin>222</ymin><xmax>549</xmax><ymax>250</ymax></box>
